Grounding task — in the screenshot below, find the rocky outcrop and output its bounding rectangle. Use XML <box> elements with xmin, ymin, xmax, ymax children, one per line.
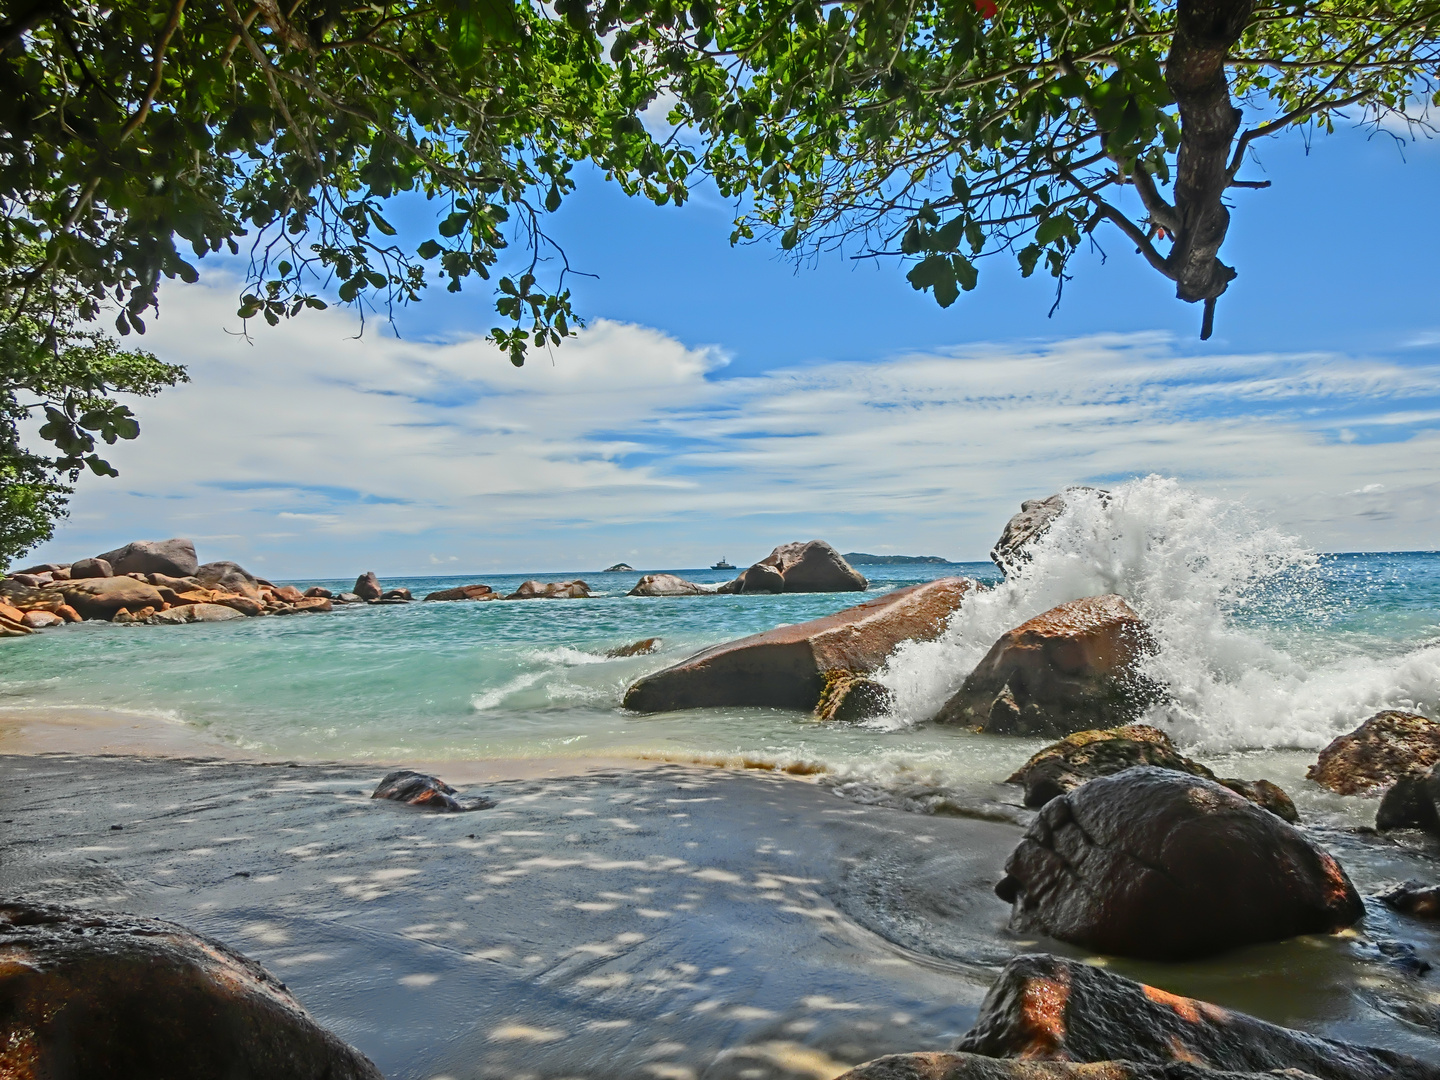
<box><xmin>629</xmin><ymin>573</ymin><xmax>710</xmax><ymax>597</ymax></box>
<box><xmin>94</xmin><ymin>537</ymin><xmax>199</xmax><ymax>578</ymax></box>
<box><xmin>506</xmin><ymin>579</ymin><xmax>591</xmax><ymax>600</ymax></box>
<box><xmin>68</xmin><ymin>556</ymin><xmax>113</xmax><ymax>579</ymax></box>
<box><xmin>607</xmin><ymin>638</ymin><xmax>660</xmax><ymax>657</ymax></box>
<box><xmin>815</xmin><ymin>671</ymin><xmax>893</xmax><ymax>723</ymax></box>
<box><xmin>196</xmin><ymin>560</ymin><xmax>261</xmax><ymax>591</ymax></box>
<box><xmin>353</xmin><ymin>571</ymin><xmax>383</xmax><ymax>601</ymax></box>
<box><xmin>624</xmin><ymin>577</ymin><xmax>975</xmax><ymax>713</ymax></box>
<box><xmin>995</xmin><ymin>767</ymin><xmax>1362</xmax><ymax>960</ymax></box>
<box><xmin>1307</xmin><ymin>711</ymin><xmax>1440</xmax><ymax>795</ymax></box>
<box><xmin>990</xmin><ymin>489</ymin><xmax>1107</xmax><ymax>575</ymax></box>
<box><xmin>0</xmin><ymin>900</ymin><xmax>382</xmax><ymax>1079</ymax></box>
<box><xmin>934</xmin><ymin>595</ymin><xmax>1158</xmax><ymax>737</ymax></box>
<box><xmin>60</xmin><ymin>577</ymin><xmax>168</xmax><ymax>621</ymax></box>
<box><xmin>759</xmin><ymin>540</ymin><xmax>868</xmax><ymax>592</ymax></box>
<box><xmin>424</xmin><ymin>583</ymin><xmax>496</xmax><ymax>601</ymax></box>
<box><xmin>381</xmin><ymin>587</ymin><xmax>412</xmax><ymax>601</ymax></box>
<box><xmin>372</xmin><ymin>770</ymin><xmax>495</xmax><ymax>811</ymax></box>
<box><xmin>1007</xmin><ymin>725</ymin><xmax>1298</xmax><ymax>821</ymax></box>
<box><xmin>718</xmin><ymin>562</ymin><xmax>785</xmax><ymax>594</ymax></box>
<box><xmin>954</xmin><ymin>953</ymin><xmax>1428</xmax><ymax>1080</ymax></box>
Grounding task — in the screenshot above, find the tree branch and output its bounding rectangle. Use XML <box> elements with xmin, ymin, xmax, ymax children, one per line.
<box><xmin>119</xmin><ymin>0</ymin><xmax>187</xmax><ymax>143</ymax></box>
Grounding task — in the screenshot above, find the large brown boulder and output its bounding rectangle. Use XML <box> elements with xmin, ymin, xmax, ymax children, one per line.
<box><xmin>717</xmin><ymin>562</ymin><xmax>785</xmax><ymax>594</ymax></box>
<box><xmin>0</xmin><ymin>579</ymin><xmax>65</xmax><ymax>613</ymax></box>
<box><xmin>1007</xmin><ymin>725</ymin><xmax>1298</xmax><ymax>821</ymax></box>
<box><xmin>624</xmin><ymin>577</ymin><xmax>975</xmax><ymax>713</ymax></box>
<box><xmin>934</xmin><ymin>594</ymin><xmax>1158</xmax><ymax>737</ymax></box>
<box><xmin>760</xmin><ymin>539</ymin><xmax>868</xmax><ymax>592</ymax></box>
<box><xmin>60</xmin><ymin>577</ymin><xmax>167</xmax><ymax>621</ymax></box>
<box><xmin>990</xmin><ymin>489</ymin><xmax>1107</xmax><ymax>575</ymax></box>
<box><xmin>0</xmin><ymin>900</ymin><xmax>382</xmax><ymax>1080</ymax></box>
<box><xmin>68</xmin><ymin>557</ymin><xmax>113</xmax><ymax>579</ymax></box>
<box><xmin>195</xmin><ymin>560</ymin><xmax>260</xmax><ymax>591</ymax></box>
<box><xmin>1307</xmin><ymin>711</ymin><xmax>1440</xmax><ymax>795</ymax></box>
<box><xmin>629</xmin><ymin>573</ymin><xmax>711</xmax><ymax>597</ymax></box>
<box><xmin>424</xmin><ymin>583</ymin><xmax>497</xmax><ymax>601</ymax></box>
<box><xmin>954</xmin><ymin>953</ymin><xmax>1430</xmax><ymax>1080</ymax></box>
<box><xmin>995</xmin><ymin>767</ymin><xmax>1362</xmax><ymax>960</ymax></box>
<box><xmin>505</xmin><ymin>579</ymin><xmax>591</xmax><ymax>599</ymax></box>
<box><xmin>94</xmin><ymin>538</ymin><xmax>199</xmax><ymax>578</ymax></box>
<box><xmin>353</xmin><ymin>571</ymin><xmax>383</xmax><ymax>601</ymax></box>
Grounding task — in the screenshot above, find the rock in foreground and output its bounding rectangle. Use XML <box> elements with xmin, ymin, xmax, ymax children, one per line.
<box><xmin>372</xmin><ymin>770</ymin><xmax>495</xmax><ymax>811</ymax></box>
<box><xmin>60</xmin><ymin>576</ymin><xmax>168</xmax><ymax>621</ymax></box>
<box><xmin>935</xmin><ymin>595</ymin><xmax>1158</xmax><ymax>737</ymax></box>
<box><xmin>995</xmin><ymin>767</ymin><xmax>1362</xmax><ymax>960</ymax></box>
<box><xmin>1307</xmin><ymin>710</ymin><xmax>1440</xmax><ymax>795</ymax></box>
<box><xmin>954</xmin><ymin>953</ymin><xmax>1428</xmax><ymax>1080</ymax></box>
<box><xmin>0</xmin><ymin>900</ymin><xmax>382</xmax><ymax>1080</ymax></box>
<box><xmin>624</xmin><ymin>578</ymin><xmax>975</xmax><ymax>713</ymax></box>
<box><xmin>1007</xmin><ymin>725</ymin><xmax>1298</xmax><ymax>821</ymax></box>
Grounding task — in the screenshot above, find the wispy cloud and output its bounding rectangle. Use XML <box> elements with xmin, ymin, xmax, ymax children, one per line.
<box><xmin>28</xmin><ymin>275</ymin><xmax>1440</xmax><ymax>575</ymax></box>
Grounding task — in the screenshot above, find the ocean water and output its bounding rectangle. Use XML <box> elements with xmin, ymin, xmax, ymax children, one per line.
<box><xmin>2</xmin><ymin>477</ymin><xmax>1438</xmax><ymax>822</ymax></box>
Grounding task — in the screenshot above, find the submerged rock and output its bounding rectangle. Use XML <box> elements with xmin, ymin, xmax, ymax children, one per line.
<box><xmin>815</xmin><ymin>670</ymin><xmax>893</xmax><ymax>723</ymax></box>
<box><xmin>0</xmin><ymin>899</ymin><xmax>382</xmax><ymax>1079</ymax></box>
<box><xmin>954</xmin><ymin>953</ymin><xmax>1428</xmax><ymax>1080</ymax></box>
<box><xmin>1007</xmin><ymin>725</ymin><xmax>1298</xmax><ymax>821</ymax></box>
<box><xmin>424</xmin><ymin>583</ymin><xmax>496</xmax><ymax>601</ymax></box>
<box><xmin>94</xmin><ymin>537</ymin><xmax>199</xmax><ymax>578</ymax></box>
<box><xmin>934</xmin><ymin>595</ymin><xmax>1158</xmax><ymax>738</ymax></box>
<box><xmin>371</xmin><ymin>770</ymin><xmax>495</xmax><ymax>812</ymax></box>
<box><xmin>353</xmin><ymin>571</ymin><xmax>383</xmax><ymax>601</ymax></box>
<box><xmin>624</xmin><ymin>577</ymin><xmax>975</xmax><ymax>713</ymax></box>
<box><xmin>1307</xmin><ymin>711</ymin><xmax>1440</xmax><ymax>795</ymax></box>
<box><xmin>995</xmin><ymin>767</ymin><xmax>1361</xmax><ymax>960</ymax></box>
<box><xmin>629</xmin><ymin>573</ymin><xmax>711</xmax><ymax>597</ymax></box>
<box><xmin>1377</xmin><ymin>881</ymin><xmax>1440</xmax><ymax>919</ymax></box>
<box><xmin>989</xmin><ymin>488</ymin><xmax>1107</xmax><ymax>576</ymax></box>
<box><xmin>607</xmin><ymin>638</ymin><xmax>661</xmax><ymax>658</ymax></box>
<box><xmin>506</xmin><ymin>579</ymin><xmax>591</xmax><ymax>600</ymax></box>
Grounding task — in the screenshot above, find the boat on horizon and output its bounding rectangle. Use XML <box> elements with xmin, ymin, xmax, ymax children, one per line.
<box><xmin>711</xmin><ymin>557</ymin><xmax>735</xmax><ymax>570</ymax></box>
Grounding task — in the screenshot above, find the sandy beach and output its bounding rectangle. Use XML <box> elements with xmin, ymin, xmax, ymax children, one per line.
<box><xmin>5</xmin><ymin>703</ymin><xmax>1440</xmax><ymax>1078</ymax></box>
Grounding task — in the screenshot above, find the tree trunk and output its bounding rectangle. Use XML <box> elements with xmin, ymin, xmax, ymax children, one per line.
<box><xmin>1164</xmin><ymin>0</ymin><xmax>1253</xmax><ymax>337</ymax></box>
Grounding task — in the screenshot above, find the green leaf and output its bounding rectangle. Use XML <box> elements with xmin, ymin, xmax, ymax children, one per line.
<box><xmin>1035</xmin><ymin>217</ymin><xmax>1069</xmax><ymax>246</ymax></box>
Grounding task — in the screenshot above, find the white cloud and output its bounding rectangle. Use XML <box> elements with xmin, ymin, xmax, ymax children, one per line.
<box><xmin>26</xmin><ymin>275</ymin><xmax>1440</xmax><ymax>575</ymax></box>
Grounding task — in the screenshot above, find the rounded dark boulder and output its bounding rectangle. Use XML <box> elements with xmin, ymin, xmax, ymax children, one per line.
<box><xmin>68</xmin><ymin>557</ymin><xmax>113</xmax><ymax>579</ymax></box>
<box><xmin>353</xmin><ymin>571</ymin><xmax>383</xmax><ymax>601</ymax></box>
<box><xmin>0</xmin><ymin>900</ymin><xmax>381</xmax><ymax>1080</ymax></box>
<box><xmin>995</xmin><ymin>767</ymin><xmax>1362</xmax><ymax>960</ymax></box>
<box><xmin>372</xmin><ymin>769</ymin><xmax>495</xmax><ymax>811</ymax></box>
<box><xmin>94</xmin><ymin>538</ymin><xmax>199</xmax><ymax>578</ymax></box>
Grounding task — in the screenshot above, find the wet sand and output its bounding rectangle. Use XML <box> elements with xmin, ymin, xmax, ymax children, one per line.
<box><xmin>4</xmin><ymin>720</ymin><xmax>1440</xmax><ymax>1077</ymax></box>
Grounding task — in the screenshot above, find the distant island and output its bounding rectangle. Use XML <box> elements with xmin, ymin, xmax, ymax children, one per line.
<box><xmin>842</xmin><ymin>552</ymin><xmax>953</xmax><ymax>565</ymax></box>
<box><xmin>603</xmin><ymin>563</ymin><xmax>636</xmax><ymax>572</ymax></box>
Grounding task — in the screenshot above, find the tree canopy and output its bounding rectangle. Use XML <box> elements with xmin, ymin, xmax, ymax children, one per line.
<box><xmin>1</xmin><ymin>0</ymin><xmax>692</xmax><ymax>363</ymax></box>
<box><xmin>655</xmin><ymin>0</ymin><xmax>1438</xmax><ymax>336</ymax></box>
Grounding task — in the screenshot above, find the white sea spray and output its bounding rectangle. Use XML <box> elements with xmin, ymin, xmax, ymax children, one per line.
<box><xmin>878</xmin><ymin>475</ymin><xmax>1440</xmax><ymax>751</ymax></box>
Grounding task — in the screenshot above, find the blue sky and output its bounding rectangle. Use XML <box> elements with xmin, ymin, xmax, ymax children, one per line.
<box><xmin>26</xmin><ymin>118</ymin><xmax>1440</xmax><ymax>578</ymax></box>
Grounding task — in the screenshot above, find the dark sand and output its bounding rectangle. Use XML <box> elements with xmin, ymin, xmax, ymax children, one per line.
<box><xmin>4</xmin><ymin>752</ymin><xmax>1440</xmax><ymax>1079</ymax></box>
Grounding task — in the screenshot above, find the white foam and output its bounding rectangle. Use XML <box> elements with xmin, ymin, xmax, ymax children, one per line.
<box><xmin>470</xmin><ymin>671</ymin><xmax>547</xmax><ymax>711</ymax></box>
<box><xmin>879</xmin><ymin>476</ymin><xmax>1439</xmax><ymax>751</ymax></box>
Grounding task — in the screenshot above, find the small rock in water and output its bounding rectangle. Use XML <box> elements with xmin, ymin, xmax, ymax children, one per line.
<box><xmin>628</xmin><ymin>573</ymin><xmax>710</xmax><ymax>597</ymax></box>
<box><xmin>995</xmin><ymin>766</ymin><xmax>1361</xmax><ymax>960</ymax></box>
<box><xmin>353</xmin><ymin>571</ymin><xmax>383</xmax><ymax>601</ymax></box>
<box><xmin>1378</xmin><ymin>881</ymin><xmax>1440</xmax><ymax>919</ymax></box>
<box><xmin>423</xmin><ymin>583</ymin><xmax>495</xmax><ymax>601</ymax></box>
<box><xmin>952</xmin><ymin>953</ymin><xmax>1430</xmax><ymax>1080</ymax></box>
<box><xmin>371</xmin><ymin>770</ymin><xmax>495</xmax><ymax>812</ymax></box>
<box><xmin>1308</xmin><ymin>710</ymin><xmax>1440</xmax><ymax>795</ymax></box>
<box><xmin>304</xmin><ymin>586</ymin><xmax>333</xmax><ymax>598</ymax></box>
<box><xmin>505</xmin><ymin>579</ymin><xmax>591</xmax><ymax>600</ymax></box>
<box><xmin>607</xmin><ymin>638</ymin><xmax>661</xmax><ymax>658</ymax></box>
<box><xmin>381</xmin><ymin>587</ymin><xmax>413</xmax><ymax>601</ymax></box>
<box><xmin>815</xmin><ymin>670</ymin><xmax>893</xmax><ymax>723</ymax></box>
<box><xmin>20</xmin><ymin>610</ymin><xmax>63</xmax><ymax>629</ymax></box>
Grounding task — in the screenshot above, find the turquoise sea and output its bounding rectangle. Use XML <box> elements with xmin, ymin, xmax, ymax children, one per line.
<box><xmin>2</xmin><ymin>478</ymin><xmax>1438</xmax><ymax>822</ymax></box>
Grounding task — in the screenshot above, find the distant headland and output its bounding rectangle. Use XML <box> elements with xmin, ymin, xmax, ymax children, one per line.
<box><xmin>842</xmin><ymin>552</ymin><xmax>953</xmax><ymax>565</ymax></box>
